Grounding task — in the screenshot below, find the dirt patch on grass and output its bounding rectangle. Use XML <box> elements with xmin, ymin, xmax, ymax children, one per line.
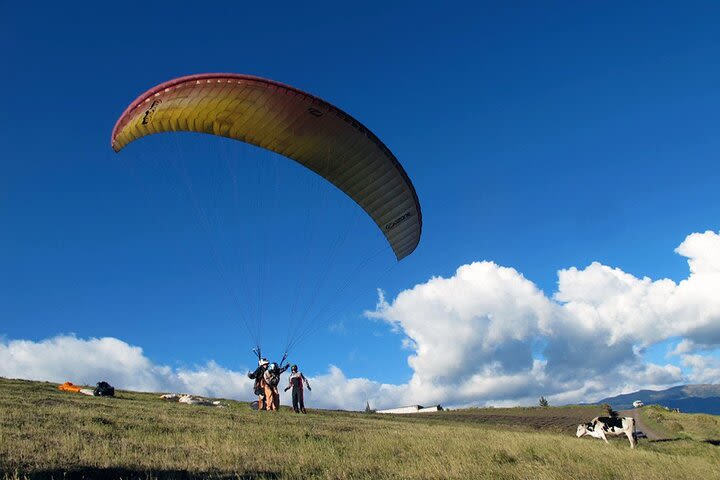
<box><xmin>400</xmin><ymin>405</ymin><xmax>608</xmax><ymax>433</ymax></box>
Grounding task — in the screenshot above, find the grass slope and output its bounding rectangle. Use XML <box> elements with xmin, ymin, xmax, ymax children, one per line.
<box><xmin>639</xmin><ymin>405</ymin><xmax>720</xmax><ymax>443</ymax></box>
<box><xmin>1</xmin><ymin>378</ymin><xmax>719</xmax><ymax>479</ymax></box>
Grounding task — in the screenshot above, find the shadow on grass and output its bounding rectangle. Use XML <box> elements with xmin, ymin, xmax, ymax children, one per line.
<box><xmin>703</xmin><ymin>439</ymin><xmax>720</xmax><ymax>446</ymax></box>
<box><xmin>1</xmin><ymin>468</ymin><xmax>281</xmax><ymax>480</ymax></box>
<box><xmin>648</xmin><ymin>438</ymin><xmax>682</xmax><ymax>443</ymax></box>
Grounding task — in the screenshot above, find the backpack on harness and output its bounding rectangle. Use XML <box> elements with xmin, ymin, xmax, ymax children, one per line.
<box><xmin>254</xmin><ymin>379</ymin><xmax>264</xmax><ymax>396</ymax></box>
<box><xmin>94</xmin><ymin>381</ymin><xmax>115</xmax><ymax>397</ymax></box>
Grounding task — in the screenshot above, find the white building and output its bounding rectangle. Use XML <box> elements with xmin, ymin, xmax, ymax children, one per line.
<box><xmin>633</xmin><ymin>400</ymin><xmax>644</xmax><ymax>408</ymax></box>
<box><xmin>377</xmin><ymin>405</ymin><xmax>442</xmax><ymax>414</ymax></box>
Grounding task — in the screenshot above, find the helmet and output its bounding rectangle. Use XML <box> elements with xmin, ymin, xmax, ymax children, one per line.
<box><xmin>259</xmin><ymin>358</ymin><xmax>269</xmax><ymax>367</ymax></box>
<box><xmin>268</xmin><ymin>363</ymin><xmax>278</xmax><ymax>373</ymax></box>
<box><xmin>291</xmin><ymin>364</ymin><xmax>298</xmax><ymax>372</ymax></box>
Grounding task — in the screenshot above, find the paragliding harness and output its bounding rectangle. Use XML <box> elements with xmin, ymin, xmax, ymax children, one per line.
<box><xmin>252</xmin><ymin>348</ymin><xmax>287</xmax><ymax>392</ymax></box>
<box><xmin>94</xmin><ymin>381</ymin><xmax>115</xmax><ymax>397</ymax></box>
<box><xmin>254</xmin><ymin>382</ymin><xmax>264</xmax><ymax>397</ymax></box>
<box><xmin>250</xmin><ymin>347</ymin><xmax>271</xmax><ymax>400</ymax></box>
<box><xmin>253</xmin><ymin>377</ymin><xmax>265</xmax><ymax>397</ymax></box>
<box><xmin>251</xmin><ymin>347</ymin><xmax>264</xmax><ymax>396</ymax></box>
<box><xmin>265</xmin><ymin>368</ymin><xmax>280</xmax><ymax>388</ymax></box>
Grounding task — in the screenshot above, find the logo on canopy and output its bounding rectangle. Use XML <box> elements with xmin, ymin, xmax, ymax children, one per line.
<box><xmin>141</xmin><ymin>99</ymin><xmax>162</xmax><ymax>125</ymax></box>
<box><xmin>385</xmin><ymin>211</ymin><xmax>413</xmax><ymax>231</ymax></box>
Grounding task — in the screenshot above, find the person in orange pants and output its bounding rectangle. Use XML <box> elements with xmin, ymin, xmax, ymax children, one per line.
<box><xmin>262</xmin><ymin>362</ymin><xmax>288</xmax><ymax>411</ymax></box>
<box><xmin>263</xmin><ymin>378</ymin><xmax>278</xmax><ymax>411</ymax></box>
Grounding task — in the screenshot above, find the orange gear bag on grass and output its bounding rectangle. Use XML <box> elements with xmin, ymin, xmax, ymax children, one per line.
<box><xmin>58</xmin><ymin>382</ymin><xmax>82</xmax><ymax>393</ymax></box>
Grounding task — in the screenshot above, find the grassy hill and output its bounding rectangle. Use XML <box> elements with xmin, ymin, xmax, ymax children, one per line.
<box><xmin>598</xmin><ymin>384</ymin><xmax>720</xmax><ymax>414</ymax></box>
<box><xmin>1</xmin><ymin>377</ymin><xmax>719</xmax><ymax>479</ymax></box>
<box><xmin>639</xmin><ymin>405</ymin><xmax>720</xmax><ymax>443</ymax></box>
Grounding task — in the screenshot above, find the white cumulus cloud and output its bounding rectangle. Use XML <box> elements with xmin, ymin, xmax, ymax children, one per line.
<box><xmin>0</xmin><ymin>335</ymin><xmax>256</xmax><ymax>399</ymax></box>
<box><xmin>368</xmin><ymin>231</ymin><xmax>720</xmax><ymax>406</ymax></box>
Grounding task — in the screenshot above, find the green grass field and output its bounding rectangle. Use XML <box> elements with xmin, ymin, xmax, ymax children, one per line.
<box><xmin>1</xmin><ymin>377</ymin><xmax>719</xmax><ymax>479</ymax></box>
<box><xmin>639</xmin><ymin>405</ymin><xmax>720</xmax><ymax>442</ymax></box>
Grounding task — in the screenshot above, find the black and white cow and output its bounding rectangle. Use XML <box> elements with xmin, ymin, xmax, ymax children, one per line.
<box><xmin>576</xmin><ymin>416</ymin><xmax>636</xmax><ymax>448</ymax></box>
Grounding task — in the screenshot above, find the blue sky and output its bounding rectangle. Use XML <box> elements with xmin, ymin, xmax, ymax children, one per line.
<box><xmin>2</xmin><ymin>2</ymin><xmax>720</xmax><ymax>405</ymax></box>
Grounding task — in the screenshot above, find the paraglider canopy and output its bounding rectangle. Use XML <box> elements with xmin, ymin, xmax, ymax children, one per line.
<box><xmin>111</xmin><ymin>73</ymin><xmax>422</xmax><ymax>358</ymax></box>
<box><xmin>111</xmin><ymin>73</ymin><xmax>421</xmax><ymax>259</ymax></box>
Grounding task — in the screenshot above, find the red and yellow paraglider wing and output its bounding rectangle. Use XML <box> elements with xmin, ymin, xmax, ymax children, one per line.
<box><xmin>111</xmin><ymin>74</ymin><xmax>421</xmax><ymax>260</ymax></box>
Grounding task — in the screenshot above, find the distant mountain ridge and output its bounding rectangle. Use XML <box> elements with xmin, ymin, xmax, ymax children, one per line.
<box><xmin>598</xmin><ymin>384</ymin><xmax>720</xmax><ymax>414</ymax></box>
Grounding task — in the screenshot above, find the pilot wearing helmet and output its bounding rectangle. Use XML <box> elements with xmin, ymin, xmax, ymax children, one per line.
<box><xmin>284</xmin><ymin>364</ymin><xmax>311</xmax><ymax>413</ymax></box>
<box><xmin>262</xmin><ymin>362</ymin><xmax>289</xmax><ymax>411</ymax></box>
<box><xmin>248</xmin><ymin>358</ymin><xmax>270</xmax><ymax>410</ymax></box>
